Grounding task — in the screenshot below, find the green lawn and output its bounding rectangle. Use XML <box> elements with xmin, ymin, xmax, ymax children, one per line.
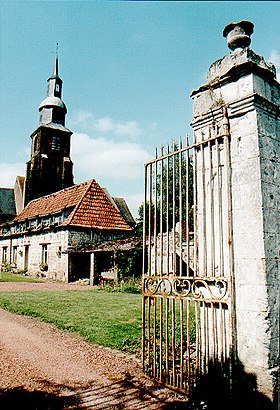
<box><xmin>0</xmin><ymin>290</ymin><xmax>142</xmax><ymax>354</ymax></box>
<box><xmin>0</xmin><ymin>271</ymin><xmax>44</xmax><ymax>283</ymax></box>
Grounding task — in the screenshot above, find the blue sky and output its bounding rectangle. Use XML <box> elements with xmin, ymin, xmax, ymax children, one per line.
<box><xmin>0</xmin><ymin>1</ymin><xmax>279</xmax><ymax>217</ymax></box>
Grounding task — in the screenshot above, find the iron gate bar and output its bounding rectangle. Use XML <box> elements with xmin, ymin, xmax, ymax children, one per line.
<box><xmin>179</xmin><ymin>137</ymin><xmax>183</xmax><ymax>277</ymax></box>
<box><xmin>201</xmin><ymin>130</ymin><xmax>206</xmax><ymax>277</ymax></box>
<box><xmin>166</xmin><ymin>144</ymin><xmax>170</xmax><ymax>278</ymax></box>
<box><xmin>154</xmin><ymin>149</ymin><xmax>158</xmax><ymax>277</ymax></box>
<box><xmin>172</xmin><ymin>141</ymin><xmax>176</xmax><ymax>277</ymax></box>
<box><xmin>185</xmin><ymin>135</ymin><xmax>190</xmax><ymax>278</ymax></box>
<box><xmin>143</xmin><ymin>132</ymin><xmax>228</xmax><ymax>166</ymax></box>
<box><xmin>160</xmin><ymin>146</ymin><xmax>163</xmax><ymax>277</ymax></box>
<box><xmin>216</xmin><ymin>137</ymin><xmax>224</xmax><ymax>278</ymax></box>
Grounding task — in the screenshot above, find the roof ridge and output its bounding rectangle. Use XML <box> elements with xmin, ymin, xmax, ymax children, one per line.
<box><xmin>64</xmin><ymin>180</ymin><xmax>94</xmax><ymax>226</ymax></box>
<box><xmin>27</xmin><ymin>180</ymin><xmax>91</xmax><ymax>205</ymax></box>
<box><xmin>66</xmin><ymin>180</ymin><xmax>132</xmax><ymax>231</ymax></box>
<box><xmin>14</xmin><ymin>180</ymin><xmax>93</xmax><ymax>222</ymax></box>
<box><xmin>99</xmin><ymin>186</ymin><xmax>131</xmax><ymax>229</ymax></box>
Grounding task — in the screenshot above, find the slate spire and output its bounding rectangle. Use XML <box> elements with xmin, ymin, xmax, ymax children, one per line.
<box><xmin>38</xmin><ymin>46</ymin><xmax>66</xmax><ymax>126</ymax></box>
<box><xmin>51</xmin><ymin>44</ymin><xmax>59</xmax><ymax>78</ymax></box>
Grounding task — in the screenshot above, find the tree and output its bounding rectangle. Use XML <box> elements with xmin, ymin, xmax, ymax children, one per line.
<box><xmin>138</xmin><ymin>142</ymin><xmax>194</xmax><ymax>237</ymax></box>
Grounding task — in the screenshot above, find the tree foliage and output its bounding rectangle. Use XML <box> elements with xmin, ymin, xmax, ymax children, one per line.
<box><xmin>116</xmin><ymin>249</ymin><xmax>143</xmax><ymax>279</ymax></box>
<box><xmin>137</xmin><ymin>143</ymin><xmax>194</xmax><ymax>236</ymax></box>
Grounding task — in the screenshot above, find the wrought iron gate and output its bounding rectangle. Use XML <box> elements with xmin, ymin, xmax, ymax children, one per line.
<box><xmin>142</xmin><ymin>112</ymin><xmax>235</xmax><ymax>393</ymax></box>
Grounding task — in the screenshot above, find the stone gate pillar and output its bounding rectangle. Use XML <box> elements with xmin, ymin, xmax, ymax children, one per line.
<box><xmin>191</xmin><ymin>21</ymin><xmax>279</xmax><ymax>402</ymax></box>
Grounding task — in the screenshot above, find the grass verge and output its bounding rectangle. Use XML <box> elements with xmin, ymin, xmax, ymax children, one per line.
<box><xmin>0</xmin><ymin>271</ymin><xmax>44</xmax><ymax>283</ymax></box>
<box><xmin>0</xmin><ymin>290</ymin><xmax>142</xmax><ymax>354</ymax></box>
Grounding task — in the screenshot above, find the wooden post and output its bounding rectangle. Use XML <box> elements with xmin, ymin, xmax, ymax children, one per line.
<box><xmin>90</xmin><ymin>253</ymin><xmax>95</xmax><ymax>286</ymax></box>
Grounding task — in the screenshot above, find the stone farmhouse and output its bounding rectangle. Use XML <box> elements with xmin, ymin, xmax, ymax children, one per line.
<box><xmin>0</xmin><ymin>55</ymin><xmax>135</xmax><ymax>282</ymax></box>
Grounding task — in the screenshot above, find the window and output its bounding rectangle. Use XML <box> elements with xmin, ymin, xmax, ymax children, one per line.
<box><xmin>51</xmin><ymin>135</ymin><xmax>61</xmax><ymax>150</ymax></box>
<box><xmin>12</xmin><ymin>246</ymin><xmax>18</xmax><ymax>266</ymax></box>
<box><xmin>41</xmin><ymin>244</ymin><xmax>48</xmax><ymax>264</ymax></box>
<box><xmin>2</xmin><ymin>247</ymin><xmax>8</xmax><ymax>265</ymax></box>
<box><xmin>55</xmin><ymin>84</ymin><xmax>60</xmax><ymax>93</ymax></box>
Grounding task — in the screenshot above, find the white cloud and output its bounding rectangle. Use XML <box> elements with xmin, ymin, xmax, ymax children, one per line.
<box><xmin>268</xmin><ymin>50</ymin><xmax>280</xmax><ymax>82</ymax></box>
<box><xmin>70</xmin><ymin>111</ymin><xmax>94</xmax><ymax>125</ymax></box>
<box><xmin>69</xmin><ymin>111</ymin><xmax>141</xmax><ymax>139</ymax></box>
<box><xmin>94</xmin><ymin>117</ymin><xmax>141</xmax><ymax>139</ymax></box>
<box><xmin>72</xmin><ymin>132</ymin><xmax>151</xmax><ymax>182</ymax></box>
<box><xmin>0</xmin><ymin>163</ymin><xmax>25</xmax><ymax>187</ymax></box>
<box><xmin>94</xmin><ymin>117</ymin><xmax>114</xmax><ymax>133</ymax></box>
<box><xmin>71</xmin><ymin>132</ymin><xmax>150</xmax><ymax>217</ymax></box>
<box><xmin>124</xmin><ymin>192</ymin><xmax>145</xmax><ymax>219</ymax></box>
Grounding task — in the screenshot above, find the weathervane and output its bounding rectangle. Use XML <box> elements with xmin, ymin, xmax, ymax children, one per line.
<box><xmin>51</xmin><ymin>43</ymin><xmax>59</xmax><ymax>58</ymax></box>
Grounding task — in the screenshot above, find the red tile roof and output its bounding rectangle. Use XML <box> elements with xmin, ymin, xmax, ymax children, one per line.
<box><xmin>14</xmin><ymin>180</ymin><xmax>132</xmax><ymax>231</ymax></box>
<box><xmin>14</xmin><ymin>181</ymin><xmax>90</xmax><ymax>221</ymax></box>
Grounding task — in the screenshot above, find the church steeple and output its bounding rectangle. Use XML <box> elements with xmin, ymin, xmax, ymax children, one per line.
<box><xmin>47</xmin><ymin>52</ymin><xmax>62</xmax><ymax>98</ymax></box>
<box><xmin>38</xmin><ymin>51</ymin><xmax>67</xmax><ymax>126</ymax></box>
<box><xmin>24</xmin><ymin>52</ymin><xmax>74</xmax><ymax>206</ymax></box>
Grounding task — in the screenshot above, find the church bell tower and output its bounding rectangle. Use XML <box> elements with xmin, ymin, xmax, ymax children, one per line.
<box><xmin>24</xmin><ymin>52</ymin><xmax>74</xmax><ymax>206</ymax></box>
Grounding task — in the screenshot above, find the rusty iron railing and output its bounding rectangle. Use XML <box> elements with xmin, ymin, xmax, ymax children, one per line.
<box><xmin>142</xmin><ymin>114</ymin><xmax>235</xmax><ymax>393</ymax></box>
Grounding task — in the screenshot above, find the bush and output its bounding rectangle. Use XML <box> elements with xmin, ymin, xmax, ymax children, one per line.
<box><xmin>16</xmin><ymin>269</ymin><xmax>28</xmax><ymax>276</ymax></box>
<box><xmin>116</xmin><ymin>249</ymin><xmax>142</xmax><ymax>280</ymax></box>
<box><xmin>98</xmin><ymin>278</ymin><xmax>142</xmax><ymax>294</ymax></box>
<box><xmin>1</xmin><ymin>263</ymin><xmax>13</xmax><ymax>272</ymax></box>
<box><xmin>39</xmin><ymin>263</ymin><xmax>48</xmax><ymax>272</ymax></box>
<box><xmin>120</xmin><ymin>279</ymin><xmax>142</xmax><ymax>294</ymax></box>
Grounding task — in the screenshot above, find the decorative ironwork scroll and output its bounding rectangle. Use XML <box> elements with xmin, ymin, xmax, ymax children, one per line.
<box><xmin>144</xmin><ymin>275</ymin><xmax>228</xmax><ymax>301</ymax></box>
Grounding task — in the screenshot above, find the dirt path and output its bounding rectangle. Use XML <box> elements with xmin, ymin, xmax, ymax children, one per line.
<box><xmin>0</xmin><ymin>281</ymin><xmax>94</xmax><ymax>292</ymax></box>
<box><xmin>0</xmin><ymin>283</ymin><xmax>190</xmax><ymax>409</ymax></box>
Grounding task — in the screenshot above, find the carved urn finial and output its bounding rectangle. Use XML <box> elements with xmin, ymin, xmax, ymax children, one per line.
<box><xmin>223</xmin><ymin>20</ymin><xmax>254</xmax><ymax>52</ymax></box>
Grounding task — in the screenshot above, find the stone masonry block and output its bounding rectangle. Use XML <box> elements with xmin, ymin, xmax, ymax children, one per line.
<box><xmin>221</xmin><ymin>75</ymin><xmax>254</xmax><ymax>105</ymax></box>
<box><xmin>235</xmin><ymin>283</ymin><xmax>269</xmax><ymax>312</ymax></box>
<box><xmin>233</xmin><ymin>231</ymin><xmax>265</xmax><ymax>261</ymax></box>
<box><xmin>231</xmin><ymin>133</ymin><xmax>260</xmax><ymax>162</ymax></box>
<box><xmin>253</xmin><ymin>75</ymin><xmax>272</xmax><ymax>100</ymax></box>
<box><xmin>231</xmin><ymin>159</ymin><xmax>262</xmax><ymax>189</ymax></box>
<box><xmin>257</xmin><ymin>114</ymin><xmax>279</xmax><ymax>140</ymax></box>
<box><xmin>236</xmin><ymin>310</ymin><xmax>270</xmax><ymax>367</ymax></box>
<box><xmin>232</xmin><ymin>207</ymin><xmax>263</xmax><ymax>234</ymax></box>
<box><xmin>261</xmin><ymin>180</ymin><xmax>280</xmax><ymax>210</ymax></box>
<box><xmin>235</xmin><ymin>257</ymin><xmax>267</xmax><ymax>285</ymax></box>
<box><xmin>233</xmin><ymin>181</ymin><xmax>263</xmax><ymax>209</ymax></box>
<box><xmin>230</xmin><ymin>110</ymin><xmax>258</xmax><ymax>137</ymax></box>
<box><xmin>260</xmin><ymin>156</ymin><xmax>280</xmax><ymax>184</ymax></box>
<box><xmin>263</xmin><ymin>231</ymin><xmax>280</xmax><ymax>255</ymax></box>
<box><xmin>264</xmin><ymin>258</ymin><xmax>280</xmax><ymax>284</ymax></box>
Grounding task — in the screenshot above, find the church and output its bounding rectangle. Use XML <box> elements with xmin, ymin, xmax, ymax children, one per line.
<box><xmin>0</xmin><ymin>56</ymin><xmax>135</xmax><ymax>283</ymax></box>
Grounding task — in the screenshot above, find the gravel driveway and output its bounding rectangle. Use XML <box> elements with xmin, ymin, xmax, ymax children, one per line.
<box><xmin>0</xmin><ymin>282</ymin><xmax>190</xmax><ymax>409</ymax></box>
